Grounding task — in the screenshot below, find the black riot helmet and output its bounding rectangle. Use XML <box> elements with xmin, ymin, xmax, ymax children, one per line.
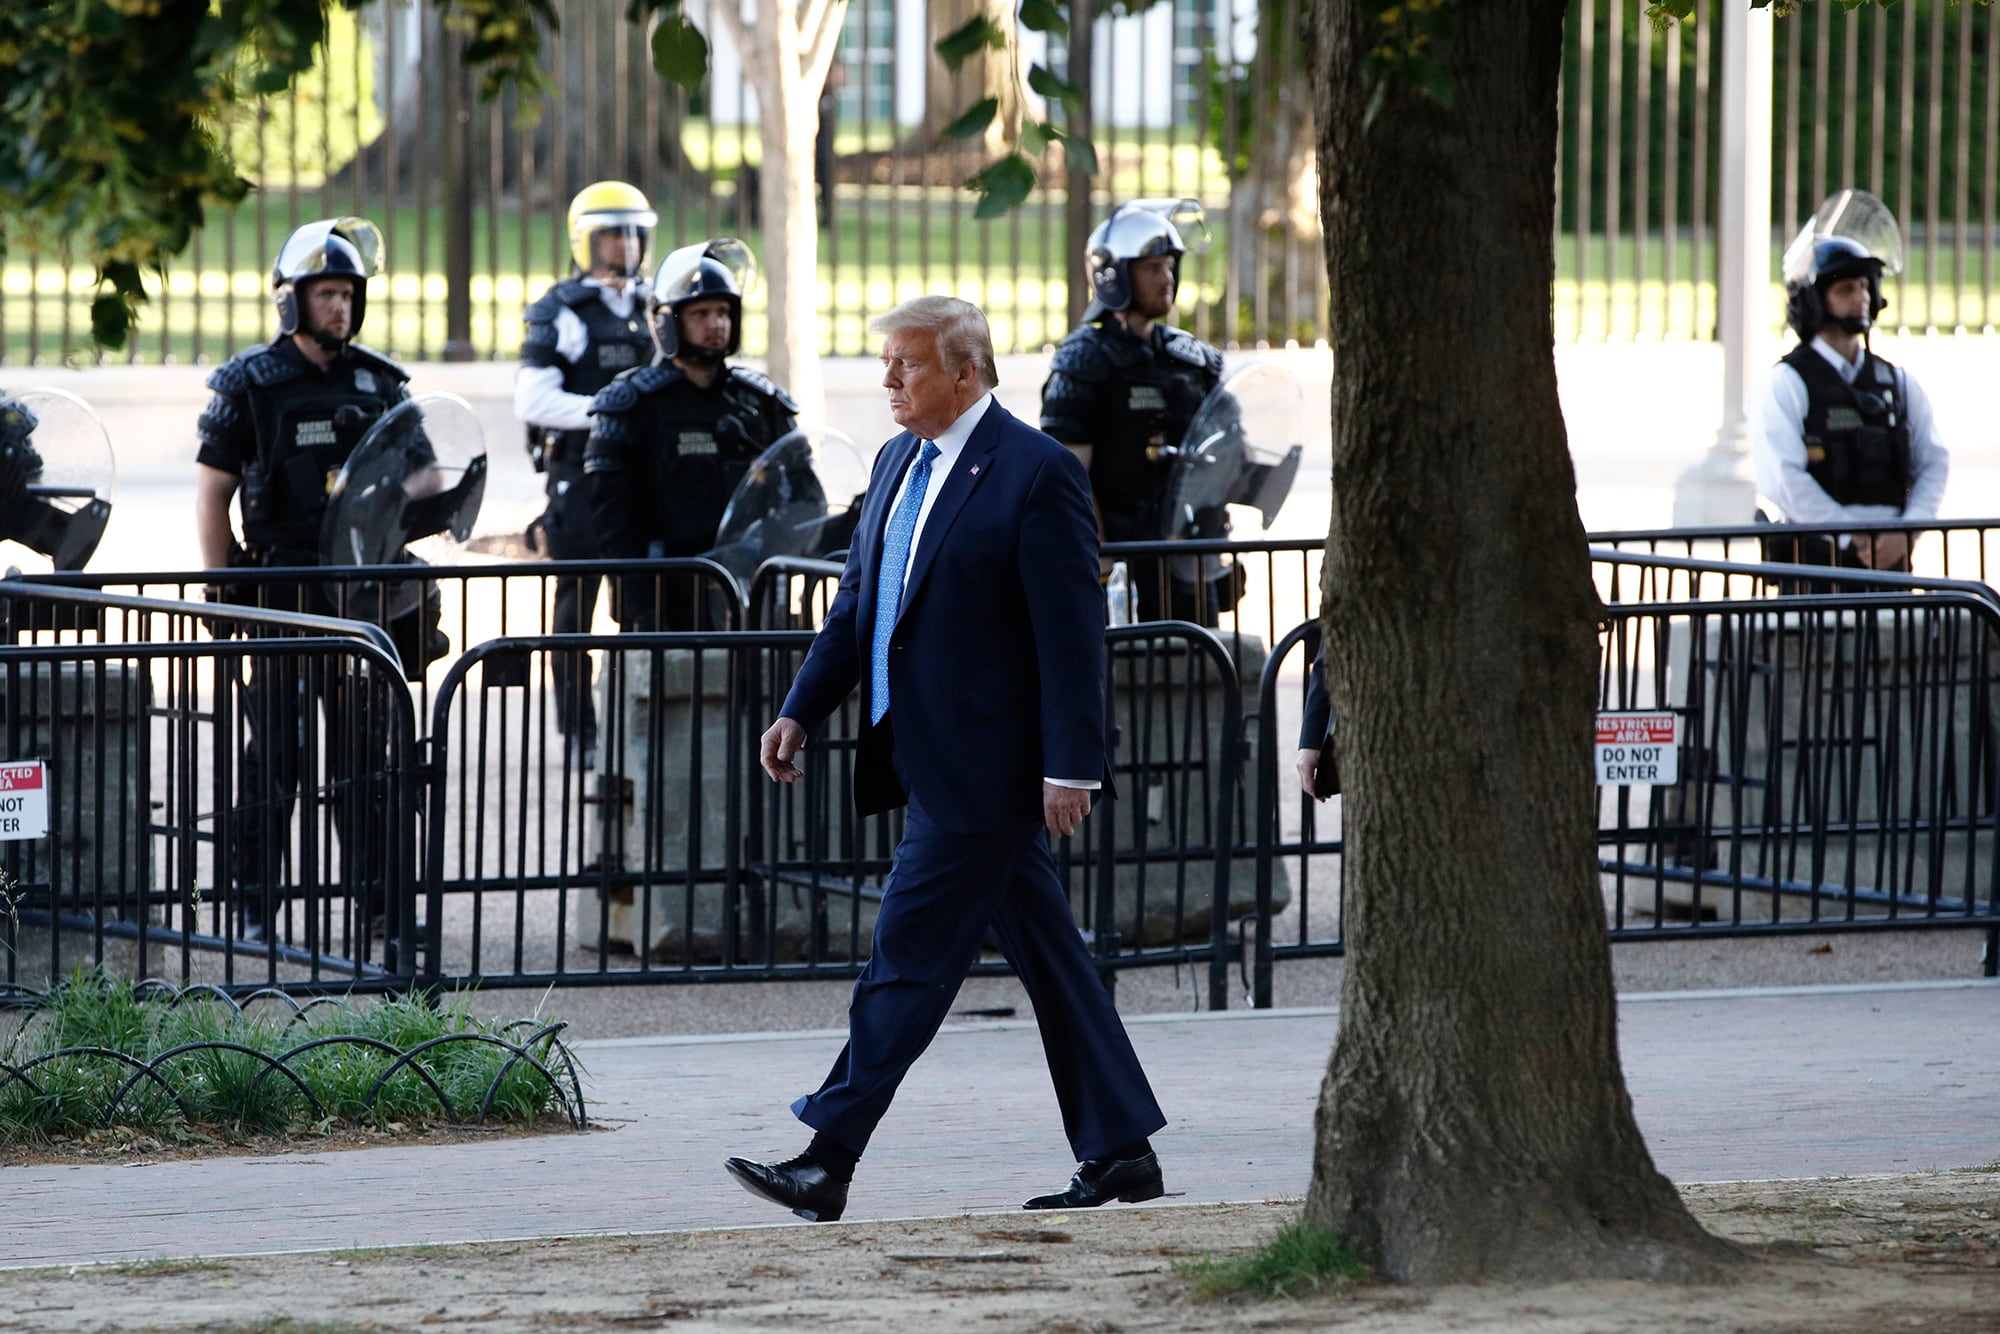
<box><xmin>649</xmin><ymin>238</ymin><xmax>757</xmax><ymax>363</ymax></box>
<box><xmin>1782</xmin><ymin>189</ymin><xmax>1904</xmax><ymax>342</ymax></box>
<box><xmin>273</xmin><ymin>216</ymin><xmax>385</xmax><ymax>350</ymax></box>
<box><xmin>1084</xmin><ymin>198</ymin><xmax>1210</xmax><ymax>322</ymax></box>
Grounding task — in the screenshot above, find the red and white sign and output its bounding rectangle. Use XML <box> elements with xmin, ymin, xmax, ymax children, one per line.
<box><xmin>1594</xmin><ymin>713</ymin><xmax>1679</xmax><ymax>786</ymax></box>
<box><xmin>0</xmin><ymin>761</ymin><xmax>49</xmax><ymax>839</ymax></box>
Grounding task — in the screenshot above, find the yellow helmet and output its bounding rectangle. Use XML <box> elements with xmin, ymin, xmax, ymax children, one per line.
<box><xmin>567</xmin><ymin>181</ymin><xmax>657</xmax><ymax>277</ymax></box>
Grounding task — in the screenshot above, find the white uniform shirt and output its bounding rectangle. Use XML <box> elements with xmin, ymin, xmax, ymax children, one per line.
<box><xmin>512</xmin><ymin>279</ymin><xmax>646</xmax><ymax>432</ymax></box>
<box><xmin>1751</xmin><ymin>335</ymin><xmax>1949</xmax><ymax>528</ymax></box>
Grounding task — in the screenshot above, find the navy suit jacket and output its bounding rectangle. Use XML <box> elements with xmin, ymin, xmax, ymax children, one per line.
<box><xmin>780</xmin><ymin>399</ymin><xmax>1106</xmax><ymax>832</ymax></box>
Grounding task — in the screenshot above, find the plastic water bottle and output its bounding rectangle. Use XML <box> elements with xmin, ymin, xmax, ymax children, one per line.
<box><xmin>1105</xmin><ymin>561</ymin><xmax>1135</xmax><ymax>626</ymax></box>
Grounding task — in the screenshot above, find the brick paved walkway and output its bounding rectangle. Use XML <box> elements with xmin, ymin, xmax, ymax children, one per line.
<box><xmin>4</xmin><ymin>980</ymin><xmax>1994</xmax><ymax>1268</ymax></box>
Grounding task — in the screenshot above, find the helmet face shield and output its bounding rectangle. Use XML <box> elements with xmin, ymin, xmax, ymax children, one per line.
<box><xmin>1084</xmin><ymin>198</ymin><xmax>1208</xmax><ymax>318</ymax></box>
<box><xmin>568</xmin><ymin>181</ymin><xmax>658</xmax><ymax>274</ymax></box>
<box><xmin>273</xmin><ymin>220</ymin><xmax>379</xmax><ymax>343</ymax></box>
<box><xmin>1782</xmin><ymin>189</ymin><xmax>1903</xmax><ymax>339</ymax></box>
<box><xmin>650</xmin><ymin>239</ymin><xmax>755</xmax><ymax>359</ymax></box>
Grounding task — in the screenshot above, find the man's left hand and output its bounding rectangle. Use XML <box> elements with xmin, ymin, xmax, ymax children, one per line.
<box><xmin>1862</xmin><ymin>530</ymin><xmax>1911</xmax><ymax>571</ymax></box>
<box><xmin>1043</xmin><ymin>783</ymin><xmax>1093</xmax><ymax>839</ymax></box>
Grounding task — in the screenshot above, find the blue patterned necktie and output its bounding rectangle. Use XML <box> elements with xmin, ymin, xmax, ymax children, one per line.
<box><xmin>870</xmin><ymin>439</ymin><xmax>941</xmax><ymax>724</ymax></box>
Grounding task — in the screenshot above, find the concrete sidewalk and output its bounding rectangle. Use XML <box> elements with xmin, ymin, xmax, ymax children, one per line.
<box><xmin>4</xmin><ymin>979</ymin><xmax>1994</xmax><ymax>1269</ymax></box>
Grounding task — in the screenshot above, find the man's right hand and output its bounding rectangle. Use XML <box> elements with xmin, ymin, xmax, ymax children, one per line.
<box><xmin>760</xmin><ymin>717</ymin><xmax>807</xmax><ymax>782</ymax></box>
<box><xmin>1296</xmin><ymin>748</ymin><xmax>1324</xmax><ymax>800</ymax></box>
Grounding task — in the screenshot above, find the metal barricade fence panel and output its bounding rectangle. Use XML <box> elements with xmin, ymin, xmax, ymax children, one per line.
<box><xmin>1597</xmin><ymin>595</ymin><xmax>2000</xmax><ymax>948</ymax></box>
<box><xmin>0</xmin><ymin>636</ymin><xmax>419</xmax><ymax>1000</ymax></box>
<box><xmin>1251</xmin><ymin>621</ymin><xmax>1344</xmax><ymax>1009</ymax></box>
<box><xmin>418</xmin><ymin>625</ymin><xmax>1250</xmax><ymax>1000</ymax></box>
<box><xmin>1591</xmin><ymin>522</ymin><xmax>2000</xmax><ymax>598</ymax></box>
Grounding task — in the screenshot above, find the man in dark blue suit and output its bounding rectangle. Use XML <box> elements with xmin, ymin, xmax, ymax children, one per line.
<box><xmin>725</xmin><ymin>296</ymin><xmax>1168</xmax><ymax>1222</ymax></box>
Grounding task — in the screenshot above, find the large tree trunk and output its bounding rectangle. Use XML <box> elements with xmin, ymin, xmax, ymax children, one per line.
<box><xmin>906</xmin><ymin>0</ymin><xmax>1027</xmax><ymax>156</ymax></box>
<box><xmin>1304</xmin><ymin>0</ymin><xmax>1739</xmax><ymax>1285</ymax></box>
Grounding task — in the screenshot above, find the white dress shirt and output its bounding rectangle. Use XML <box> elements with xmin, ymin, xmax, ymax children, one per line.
<box><xmin>879</xmin><ymin>392</ymin><xmax>1098</xmax><ymax>790</ymax></box>
<box><xmin>1751</xmin><ymin>335</ymin><xmax>1949</xmax><ymax>529</ymax></box>
<box><xmin>512</xmin><ymin>279</ymin><xmax>646</xmax><ymax>432</ymax></box>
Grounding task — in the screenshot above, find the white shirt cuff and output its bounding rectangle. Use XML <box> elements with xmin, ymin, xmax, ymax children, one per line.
<box><xmin>1044</xmin><ymin>777</ymin><xmax>1101</xmax><ymax>790</ymax></box>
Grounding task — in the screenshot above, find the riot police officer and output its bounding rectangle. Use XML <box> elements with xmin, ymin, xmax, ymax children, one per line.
<box><xmin>516</xmin><ymin>181</ymin><xmax>658</xmax><ymax>765</ymax></box>
<box><xmin>193</xmin><ymin>216</ymin><xmax>415</xmax><ymax>943</ymax></box>
<box><xmin>0</xmin><ymin>397</ymin><xmax>44</xmax><ymax>541</ymax></box>
<box><xmin>1753</xmin><ymin>188</ymin><xmax>1948</xmax><ymax>573</ymax></box>
<box><xmin>584</xmin><ymin>239</ymin><xmax>798</xmax><ymax>630</ymax></box>
<box><xmin>1040</xmin><ymin>200</ymin><xmax>1225</xmax><ymax>622</ymax></box>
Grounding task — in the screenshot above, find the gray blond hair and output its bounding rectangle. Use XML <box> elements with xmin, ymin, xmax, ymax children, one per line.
<box><xmin>870</xmin><ymin>296</ymin><xmax>999</xmax><ymax>390</ymax></box>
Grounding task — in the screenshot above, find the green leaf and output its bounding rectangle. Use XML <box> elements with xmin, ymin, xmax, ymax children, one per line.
<box><xmin>935</xmin><ymin>16</ymin><xmax>1006</xmax><ymax>71</ymax></box>
<box><xmin>940</xmin><ymin>97</ymin><xmax>1000</xmax><ymax>141</ymax></box>
<box><xmin>1028</xmin><ymin>63</ymin><xmax>1084</xmax><ymax>112</ymax></box>
<box><xmin>90</xmin><ymin>294</ymin><xmax>132</xmax><ymax>352</ymax></box>
<box><xmin>650</xmin><ymin>16</ymin><xmax>709</xmax><ymax>93</ymax></box>
<box><xmin>1021</xmin><ymin>120</ymin><xmax>1054</xmax><ymax>153</ymax></box>
<box><xmin>966</xmin><ymin>154</ymin><xmax>1037</xmax><ymax>219</ymax></box>
<box><xmin>1018</xmin><ymin>0</ymin><xmax>1070</xmax><ymax>39</ymax></box>
<box><xmin>1054</xmin><ymin>129</ymin><xmax>1098</xmax><ymax>177</ymax></box>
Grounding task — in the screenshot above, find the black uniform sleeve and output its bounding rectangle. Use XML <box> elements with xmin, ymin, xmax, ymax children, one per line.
<box><xmin>1040</xmin><ymin>334</ymin><xmax>1110</xmax><ymax>446</ymax></box>
<box><xmin>583</xmin><ymin>379</ymin><xmax>644</xmax><ymax>558</ymax></box>
<box><xmin>195</xmin><ymin>358</ymin><xmax>257</xmax><ymax>474</ymax></box>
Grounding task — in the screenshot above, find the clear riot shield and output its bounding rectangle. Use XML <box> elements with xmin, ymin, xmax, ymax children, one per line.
<box><xmin>0</xmin><ymin>387</ymin><xmax>114</xmax><ymax>572</ymax></box>
<box><xmin>1160</xmin><ymin>362</ymin><xmax>1305</xmax><ymax>541</ymax></box>
<box><xmin>707</xmin><ymin>427</ymin><xmax>868</xmax><ymax>590</ymax></box>
<box><xmin>321</xmin><ymin>393</ymin><xmax>486</xmax><ymax>676</ymax></box>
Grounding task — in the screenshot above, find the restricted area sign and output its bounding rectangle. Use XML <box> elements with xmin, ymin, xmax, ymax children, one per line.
<box><xmin>0</xmin><ymin>761</ymin><xmax>49</xmax><ymax>839</ymax></box>
<box><xmin>1594</xmin><ymin>712</ymin><xmax>1679</xmax><ymax>786</ymax></box>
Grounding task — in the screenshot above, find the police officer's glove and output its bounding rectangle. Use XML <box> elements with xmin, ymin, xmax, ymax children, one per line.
<box><xmin>0</xmin><ymin>441</ymin><xmax>41</xmax><ymax>507</ymax></box>
<box><xmin>403</xmin><ymin>456</ymin><xmax>488</xmax><ymax>542</ymax></box>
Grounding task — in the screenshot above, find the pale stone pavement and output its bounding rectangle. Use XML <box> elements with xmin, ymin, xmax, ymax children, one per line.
<box><xmin>3</xmin><ymin>981</ymin><xmax>1994</xmax><ymax>1269</ymax></box>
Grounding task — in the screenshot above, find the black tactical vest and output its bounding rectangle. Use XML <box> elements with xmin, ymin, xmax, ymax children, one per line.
<box><xmin>552</xmin><ymin>283</ymin><xmax>652</xmax><ymax>399</ymax></box>
<box><xmin>1780</xmin><ymin>343</ymin><xmax>1913</xmax><ymax>509</ymax></box>
<box><xmin>589</xmin><ymin>363</ymin><xmax>798</xmax><ymax>556</ymax></box>
<box><xmin>234</xmin><ymin>343</ymin><xmax>409</xmax><ymax>557</ymax></box>
<box><xmin>1044</xmin><ymin>322</ymin><xmax>1221</xmax><ymax>541</ymax></box>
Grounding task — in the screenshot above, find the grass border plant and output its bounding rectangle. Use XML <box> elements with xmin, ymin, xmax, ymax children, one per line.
<box><xmin>1176</xmin><ymin>1215</ymin><xmax>1371</xmax><ymax>1301</ymax></box>
<box><xmin>0</xmin><ymin>970</ymin><xmax>586</xmax><ymax>1147</ymax></box>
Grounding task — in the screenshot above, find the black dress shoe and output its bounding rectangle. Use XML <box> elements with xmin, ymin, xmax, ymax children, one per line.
<box><xmin>724</xmin><ymin>1153</ymin><xmax>849</xmax><ymax>1222</ymax></box>
<box><xmin>1023</xmin><ymin>1151</ymin><xmax>1165</xmax><ymax>1210</ymax></box>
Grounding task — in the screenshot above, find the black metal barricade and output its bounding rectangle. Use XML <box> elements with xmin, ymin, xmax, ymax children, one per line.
<box><xmin>1592</xmin><ymin>520</ymin><xmax>2000</xmax><ymax>591</ymax></box>
<box><xmin>1598</xmin><ymin>593</ymin><xmax>2000</xmax><ymax>965</ymax></box>
<box><xmin>417</xmin><ymin>624</ymin><xmax>1246</xmax><ymax>1003</ymax></box>
<box><xmin>19</xmin><ymin>558</ymin><xmax>745</xmax><ymax>730</ymax></box>
<box><xmin>1249</xmin><ymin>620</ymin><xmax>1344</xmax><ymax>1008</ymax></box>
<box><xmin>0</xmin><ymin>625</ymin><xmax>420</xmax><ymax>999</ymax></box>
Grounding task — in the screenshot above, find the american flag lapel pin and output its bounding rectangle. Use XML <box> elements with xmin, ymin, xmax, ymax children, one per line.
<box><xmin>969</xmin><ymin>464</ymin><xmax>981</xmax><ymax>476</ymax></box>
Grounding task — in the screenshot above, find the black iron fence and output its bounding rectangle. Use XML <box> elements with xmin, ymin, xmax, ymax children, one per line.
<box><xmin>7</xmin><ymin>0</ymin><xmax>1996</xmax><ymax>363</ymax></box>
<box><xmin>418</xmin><ymin>624</ymin><xmax>1245</xmax><ymax>1006</ymax></box>
<box><xmin>0</xmin><ymin>627</ymin><xmax>420</xmax><ymax>999</ymax></box>
<box><xmin>1250</xmin><ymin>591</ymin><xmax>2000</xmax><ymax>1007</ymax></box>
<box><xmin>11</xmin><ymin>537</ymin><xmax>2000</xmax><ymax>1007</ymax></box>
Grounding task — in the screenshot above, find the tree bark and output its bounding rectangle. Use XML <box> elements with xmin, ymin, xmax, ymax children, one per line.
<box><xmin>906</xmin><ymin>0</ymin><xmax>1028</xmax><ymax>156</ymax></box>
<box><xmin>711</xmin><ymin>0</ymin><xmax>849</xmax><ymax>421</ymax></box>
<box><xmin>1304</xmin><ymin>0</ymin><xmax>1740</xmax><ymax>1285</ymax></box>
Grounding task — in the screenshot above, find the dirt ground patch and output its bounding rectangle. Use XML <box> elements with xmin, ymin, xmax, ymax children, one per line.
<box><xmin>0</xmin><ymin>1117</ymin><xmax>580</xmax><ymax>1170</ymax></box>
<box><xmin>1</xmin><ymin>1170</ymin><xmax>1996</xmax><ymax>1332</ymax></box>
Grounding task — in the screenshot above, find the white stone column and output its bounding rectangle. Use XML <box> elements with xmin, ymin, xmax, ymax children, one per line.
<box><xmin>1673</xmin><ymin>1</ymin><xmax>1774</xmax><ymax>526</ymax></box>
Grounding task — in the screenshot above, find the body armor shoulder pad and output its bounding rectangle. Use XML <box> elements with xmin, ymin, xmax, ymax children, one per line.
<box><xmin>345</xmin><ymin>342</ymin><xmax>410</xmax><ymax>384</ymax></box>
<box><xmin>241</xmin><ymin>346</ymin><xmax>300</xmax><ymax>388</ymax></box>
<box><xmin>525</xmin><ymin>279</ymin><xmax>595</xmax><ymax>324</ymax></box>
<box><xmin>592</xmin><ymin>364</ymin><xmax>675</xmax><ymax>416</ymax></box>
<box><xmin>205</xmin><ymin>355</ymin><xmax>255</xmax><ymax>396</ymax></box>
<box><xmin>1051</xmin><ymin>328</ymin><xmax>1112</xmax><ymax>381</ymax></box>
<box><xmin>1161</xmin><ymin>327</ymin><xmax>1223</xmax><ymax>377</ymax></box>
<box><xmin>729</xmin><ymin>366</ymin><xmax>801</xmax><ymax>414</ymax></box>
